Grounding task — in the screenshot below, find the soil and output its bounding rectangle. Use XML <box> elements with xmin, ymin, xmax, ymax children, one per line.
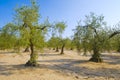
<box><xmin>0</xmin><ymin>50</ymin><xmax>120</xmax><ymax>80</ymax></box>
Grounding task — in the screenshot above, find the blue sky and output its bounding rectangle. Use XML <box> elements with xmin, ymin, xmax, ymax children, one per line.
<box><xmin>0</xmin><ymin>0</ymin><xmax>120</xmax><ymax>37</ymax></box>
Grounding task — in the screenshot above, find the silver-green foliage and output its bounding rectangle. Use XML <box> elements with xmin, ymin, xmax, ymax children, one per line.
<box><xmin>14</xmin><ymin>0</ymin><xmax>45</xmax><ymax>49</ymax></box>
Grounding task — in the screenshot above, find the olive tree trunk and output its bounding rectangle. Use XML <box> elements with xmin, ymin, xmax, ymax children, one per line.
<box><xmin>89</xmin><ymin>41</ymin><xmax>103</xmax><ymax>62</ymax></box>
<box><xmin>70</xmin><ymin>47</ymin><xmax>73</xmax><ymax>50</ymax></box>
<box><xmin>25</xmin><ymin>39</ymin><xmax>38</xmax><ymax>66</ymax></box>
<box><xmin>60</xmin><ymin>44</ymin><xmax>65</xmax><ymax>55</ymax></box>
<box><xmin>24</xmin><ymin>46</ymin><xmax>29</xmax><ymax>52</ymax></box>
<box><xmin>55</xmin><ymin>46</ymin><xmax>59</xmax><ymax>52</ymax></box>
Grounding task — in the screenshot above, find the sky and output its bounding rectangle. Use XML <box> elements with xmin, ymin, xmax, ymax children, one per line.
<box><xmin>0</xmin><ymin>0</ymin><xmax>120</xmax><ymax>38</ymax></box>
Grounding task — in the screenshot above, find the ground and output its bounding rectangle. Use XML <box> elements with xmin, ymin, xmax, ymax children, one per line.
<box><xmin>0</xmin><ymin>49</ymin><xmax>120</xmax><ymax>80</ymax></box>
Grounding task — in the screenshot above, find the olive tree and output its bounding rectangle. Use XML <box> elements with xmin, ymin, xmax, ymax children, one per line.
<box><xmin>47</xmin><ymin>37</ymin><xmax>61</xmax><ymax>52</ymax></box>
<box><xmin>65</xmin><ymin>38</ymin><xmax>75</xmax><ymax>50</ymax></box>
<box><xmin>49</xmin><ymin>22</ymin><xmax>67</xmax><ymax>53</ymax></box>
<box><xmin>109</xmin><ymin>22</ymin><xmax>120</xmax><ymax>52</ymax></box>
<box><xmin>73</xmin><ymin>13</ymin><xmax>109</xmax><ymax>62</ymax></box>
<box><xmin>85</xmin><ymin>13</ymin><xmax>108</xmax><ymax>62</ymax></box>
<box><xmin>14</xmin><ymin>0</ymin><xmax>49</xmax><ymax>66</ymax></box>
<box><xmin>73</xmin><ymin>22</ymin><xmax>92</xmax><ymax>55</ymax></box>
<box><xmin>55</xmin><ymin>22</ymin><xmax>67</xmax><ymax>55</ymax></box>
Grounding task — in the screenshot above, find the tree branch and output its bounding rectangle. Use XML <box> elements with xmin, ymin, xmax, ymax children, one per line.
<box><xmin>40</xmin><ymin>26</ymin><xmax>46</xmax><ymax>30</ymax></box>
<box><xmin>109</xmin><ymin>31</ymin><xmax>120</xmax><ymax>39</ymax></box>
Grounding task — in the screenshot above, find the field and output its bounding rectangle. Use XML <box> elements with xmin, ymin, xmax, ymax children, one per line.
<box><xmin>0</xmin><ymin>50</ymin><xmax>120</xmax><ymax>80</ymax></box>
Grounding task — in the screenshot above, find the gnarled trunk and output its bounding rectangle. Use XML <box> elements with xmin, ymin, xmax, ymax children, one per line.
<box><xmin>60</xmin><ymin>44</ymin><xmax>65</xmax><ymax>55</ymax></box>
<box><xmin>25</xmin><ymin>39</ymin><xmax>38</xmax><ymax>67</ymax></box>
<box><xmin>89</xmin><ymin>42</ymin><xmax>103</xmax><ymax>62</ymax></box>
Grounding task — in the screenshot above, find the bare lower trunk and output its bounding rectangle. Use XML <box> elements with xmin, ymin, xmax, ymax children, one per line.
<box><xmin>25</xmin><ymin>39</ymin><xmax>38</xmax><ymax>67</ymax></box>
<box><xmin>55</xmin><ymin>46</ymin><xmax>59</xmax><ymax>52</ymax></box>
<box><xmin>24</xmin><ymin>46</ymin><xmax>29</xmax><ymax>52</ymax></box>
<box><xmin>60</xmin><ymin>44</ymin><xmax>65</xmax><ymax>55</ymax></box>
<box><xmin>70</xmin><ymin>47</ymin><xmax>73</xmax><ymax>50</ymax></box>
<box><xmin>76</xmin><ymin>43</ymin><xmax>80</xmax><ymax>53</ymax></box>
<box><xmin>89</xmin><ymin>44</ymin><xmax>103</xmax><ymax>62</ymax></box>
<box><xmin>53</xmin><ymin>48</ymin><xmax>55</xmax><ymax>50</ymax></box>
